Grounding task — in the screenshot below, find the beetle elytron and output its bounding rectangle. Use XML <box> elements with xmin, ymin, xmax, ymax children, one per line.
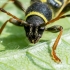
<box><xmin>0</xmin><ymin>0</ymin><xmax>70</xmax><ymax>63</ymax></box>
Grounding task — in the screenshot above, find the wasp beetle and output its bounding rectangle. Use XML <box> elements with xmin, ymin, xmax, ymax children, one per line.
<box><xmin>0</xmin><ymin>0</ymin><xmax>70</xmax><ymax>63</ymax></box>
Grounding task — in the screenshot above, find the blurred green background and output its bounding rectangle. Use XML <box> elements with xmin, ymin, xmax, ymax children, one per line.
<box><xmin>0</xmin><ymin>0</ymin><xmax>70</xmax><ymax>70</ymax></box>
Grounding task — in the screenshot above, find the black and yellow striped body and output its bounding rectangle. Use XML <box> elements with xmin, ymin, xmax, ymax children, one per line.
<box><xmin>26</xmin><ymin>2</ymin><xmax>52</xmax><ymax>24</ymax></box>
<box><xmin>24</xmin><ymin>0</ymin><xmax>68</xmax><ymax>43</ymax></box>
<box><xmin>26</xmin><ymin>0</ymin><xmax>64</xmax><ymax>25</ymax></box>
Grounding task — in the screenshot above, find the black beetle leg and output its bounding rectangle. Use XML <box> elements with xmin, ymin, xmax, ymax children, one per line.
<box><xmin>12</xmin><ymin>0</ymin><xmax>25</xmax><ymax>12</ymax></box>
<box><xmin>0</xmin><ymin>8</ymin><xmax>27</xmax><ymax>24</ymax></box>
<box><xmin>1</xmin><ymin>0</ymin><xmax>25</xmax><ymax>12</ymax></box>
<box><xmin>0</xmin><ymin>18</ymin><xmax>29</xmax><ymax>34</ymax></box>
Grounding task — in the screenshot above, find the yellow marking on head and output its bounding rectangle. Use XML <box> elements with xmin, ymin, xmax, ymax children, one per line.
<box><xmin>55</xmin><ymin>0</ymin><xmax>62</xmax><ymax>6</ymax></box>
<box><xmin>26</xmin><ymin>11</ymin><xmax>48</xmax><ymax>23</ymax></box>
<box><xmin>40</xmin><ymin>0</ymin><xmax>47</xmax><ymax>3</ymax></box>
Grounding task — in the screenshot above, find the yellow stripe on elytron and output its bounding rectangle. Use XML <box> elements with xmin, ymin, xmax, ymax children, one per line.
<box><xmin>40</xmin><ymin>0</ymin><xmax>47</xmax><ymax>3</ymax></box>
<box><xmin>55</xmin><ymin>0</ymin><xmax>62</xmax><ymax>6</ymax></box>
<box><xmin>26</xmin><ymin>11</ymin><xmax>48</xmax><ymax>23</ymax></box>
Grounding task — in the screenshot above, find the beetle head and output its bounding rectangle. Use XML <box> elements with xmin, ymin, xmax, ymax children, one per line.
<box><xmin>23</xmin><ymin>15</ymin><xmax>45</xmax><ymax>43</ymax></box>
<box><xmin>24</xmin><ymin>24</ymin><xmax>45</xmax><ymax>43</ymax></box>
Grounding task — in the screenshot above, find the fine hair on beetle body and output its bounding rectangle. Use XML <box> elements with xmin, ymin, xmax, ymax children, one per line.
<box><xmin>0</xmin><ymin>0</ymin><xmax>70</xmax><ymax>63</ymax></box>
